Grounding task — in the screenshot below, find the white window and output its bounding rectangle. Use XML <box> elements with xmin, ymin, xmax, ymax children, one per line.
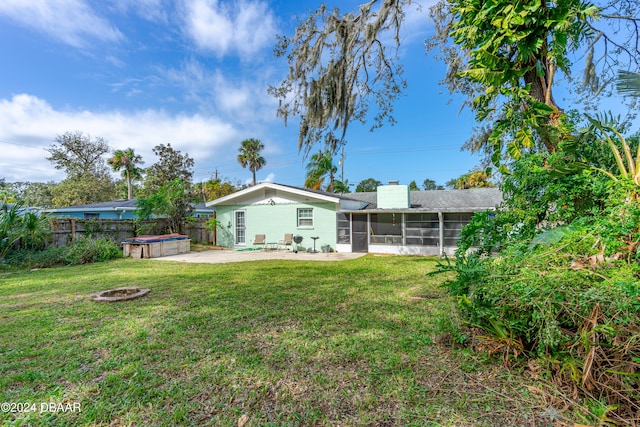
<box><xmin>297</xmin><ymin>208</ymin><xmax>313</xmax><ymax>227</ymax></box>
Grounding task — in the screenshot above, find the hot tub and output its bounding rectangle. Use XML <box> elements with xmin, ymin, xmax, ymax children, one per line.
<box><xmin>122</xmin><ymin>234</ymin><xmax>190</xmax><ymax>258</ymax></box>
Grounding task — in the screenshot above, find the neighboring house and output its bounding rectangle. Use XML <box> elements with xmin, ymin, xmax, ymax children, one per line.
<box><xmin>206</xmin><ymin>182</ymin><xmax>502</xmax><ymax>256</ymax></box>
<box><xmin>46</xmin><ymin>199</ymin><xmax>214</xmax><ymax>220</ymax></box>
<box><xmin>1</xmin><ymin>202</ymin><xmax>43</xmax><ymax>216</ymax></box>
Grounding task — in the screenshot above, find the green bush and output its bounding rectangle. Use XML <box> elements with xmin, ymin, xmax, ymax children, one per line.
<box><xmin>444</xmin><ymin>184</ymin><xmax>640</xmax><ymax>424</ymax></box>
<box><xmin>3</xmin><ymin>238</ymin><xmax>121</xmax><ymax>268</ymax></box>
<box><xmin>451</xmin><ymin>237</ymin><xmax>639</xmax><ymax>355</ymax></box>
<box><xmin>1</xmin><ymin>204</ymin><xmax>51</xmax><ymax>260</ymax></box>
<box><xmin>457</xmin><ymin>152</ymin><xmax>611</xmax><ymax>255</ymax></box>
<box><xmin>62</xmin><ymin>238</ymin><xmax>121</xmax><ymax>264</ymax></box>
<box><xmin>4</xmin><ymin>246</ymin><xmax>66</xmax><ymax>268</ymax></box>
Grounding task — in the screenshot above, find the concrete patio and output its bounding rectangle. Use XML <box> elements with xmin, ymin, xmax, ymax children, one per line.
<box><xmin>146</xmin><ymin>248</ymin><xmax>366</xmax><ymax>264</ymax></box>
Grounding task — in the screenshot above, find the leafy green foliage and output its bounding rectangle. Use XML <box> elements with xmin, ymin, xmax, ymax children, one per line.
<box><xmin>237</xmin><ymin>138</ymin><xmax>266</xmax><ymax>186</ymax></box>
<box><xmin>304</xmin><ymin>149</ymin><xmax>337</xmax><ymax>191</ymax></box>
<box><xmin>62</xmin><ymin>238</ymin><xmax>121</xmax><ymax>265</ymax></box>
<box><xmin>457</xmin><ymin>152</ymin><xmax>610</xmax><ymax>254</ymax></box>
<box><xmin>0</xmin><ymin>203</ymin><xmax>50</xmax><ymax>261</ymax></box>
<box><xmin>422</xmin><ymin>178</ymin><xmax>444</xmax><ymax>190</ymax></box>
<box><xmin>355</xmin><ymin>177</ymin><xmax>381</xmax><ymax>192</ymax></box>
<box><xmin>444</xmin><ymin>218</ymin><xmax>640</xmax><ymax>423</ymax></box>
<box><xmin>450</xmin><ymin>161</ymin><xmax>639</xmax><ymax>423</ymax></box>
<box><xmin>46</xmin><ymin>132</ymin><xmax>117</xmax><ymax>207</ymax></box>
<box><xmin>108</xmin><ymin>148</ymin><xmax>144</xmax><ymax>200</ymax></box>
<box><xmin>193</xmin><ymin>178</ymin><xmax>237</xmax><ymax>202</ymax></box>
<box><xmin>4</xmin><ymin>237</ymin><xmax>120</xmax><ymax>268</ymax></box>
<box><xmin>428</xmin><ymin>0</ymin><xmax>640</xmax><ymax>167</ymax></box>
<box><xmin>50</xmin><ymin>174</ymin><xmax>117</xmax><ymax>208</ymax></box>
<box><xmin>575</xmin><ymin>114</ymin><xmax>640</xmax><ymax>184</ymax></box>
<box><xmin>143</xmin><ymin>143</ymin><xmax>194</xmax><ymax>195</ymax></box>
<box><xmin>332</xmin><ymin>179</ymin><xmax>351</xmax><ymax>193</ymax></box>
<box><xmin>445</xmin><ymin>169</ymin><xmax>494</xmax><ymax>189</ymax></box>
<box><xmin>136</xmin><ymin>179</ymin><xmax>193</xmax><ymax>234</ymax></box>
<box><xmin>0</xmin><ymin>204</ymin><xmax>22</xmax><ymax>260</ymax></box>
<box><xmin>0</xmin><ymin>179</ymin><xmax>15</xmax><ymax>203</ymax></box>
<box><xmin>12</xmin><ymin>181</ymin><xmax>56</xmax><ymax>208</ymax></box>
<box><xmin>46</xmin><ymin>131</ymin><xmax>112</xmax><ymax>178</ymax></box>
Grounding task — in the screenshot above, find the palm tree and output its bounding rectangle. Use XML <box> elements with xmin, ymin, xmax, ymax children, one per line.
<box><xmin>108</xmin><ymin>148</ymin><xmax>143</xmax><ymax>200</ymax></box>
<box><xmin>333</xmin><ymin>179</ymin><xmax>351</xmax><ymax>193</ymax></box>
<box><xmin>237</xmin><ymin>138</ymin><xmax>266</xmax><ymax>186</ymax></box>
<box><xmin>304</xmin><ymin>149</ymin><xmax>337</xmax><ymax>192</ymax></box>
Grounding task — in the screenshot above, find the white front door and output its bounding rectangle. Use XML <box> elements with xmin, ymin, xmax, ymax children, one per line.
<box><xmin>234</xmin><ymin>210</ymin><xmax>246</xmax><ymax>245</ymax></box>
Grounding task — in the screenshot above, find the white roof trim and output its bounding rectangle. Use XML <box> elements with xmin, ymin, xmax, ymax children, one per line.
<box><xmin>206</xmin><ymin>182</ymin><xmax>340</xmax><ymax>206</ymax></box>
<box><xmin>45</xmin><ymin>207</ymin><xmax>136</xmax><ymax>213</ymax></box>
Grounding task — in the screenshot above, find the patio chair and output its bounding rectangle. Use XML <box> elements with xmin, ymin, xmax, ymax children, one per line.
<box><xmin>277</xmin><ymin>233</ymin><xmax>293</xmax><ymax>250</ymax></box>
<box><xmin>253</xmin><ymin>234</ymin><xmax>266</xmax><ymax>249</ymax></box>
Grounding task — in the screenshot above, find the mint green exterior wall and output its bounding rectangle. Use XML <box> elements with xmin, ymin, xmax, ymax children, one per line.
<box><xmin>215</xmin><ymin>202</ymin><xmax>337</xmax><ymax>251</ymax></box>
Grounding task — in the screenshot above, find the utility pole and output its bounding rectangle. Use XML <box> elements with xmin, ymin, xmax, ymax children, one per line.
<box><xmin>339</xmin><ymin>147</ymin><xmax>345</xmax><ymax>183</ymax></box>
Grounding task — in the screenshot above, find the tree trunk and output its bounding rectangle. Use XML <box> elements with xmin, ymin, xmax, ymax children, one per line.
<box><xmin>523</xmin><ymin>53</ymin><xmax>564</xmax><ymax>154</ymax></box>
<box><xmin>126</xmin><ymin>170</ymin><xmax>133</xmax><ymax>200</ymax></box>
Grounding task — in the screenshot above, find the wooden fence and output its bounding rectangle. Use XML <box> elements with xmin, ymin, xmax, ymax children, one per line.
<box><xmin>49</xmin><ymin>218</ymin><xmax>213</xmax><ymax>247</ymax></box>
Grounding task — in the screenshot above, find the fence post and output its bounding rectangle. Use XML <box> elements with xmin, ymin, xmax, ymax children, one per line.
<box><xmin>70</xmin><ymin>218</ymin><xmax>76</xmax><ymax>243</ymax></box>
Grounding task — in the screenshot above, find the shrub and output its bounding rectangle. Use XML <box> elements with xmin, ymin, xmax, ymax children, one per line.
<box><xmin>1</xmin><ymin>204</ymin><xmax>50</xmax><ymax>260</ymax></box>
<box><xmin>62</xmin><ymin>238</ymin><xmax>121</xmax><ymax>264</ymax></box>
<box><xmin>457</xmin><ymin>152</ymin><xmax>611</xmax><ymax>256</ymax></box>
<box><xmin>3</xmin><ymin>238</ymin><xmax>121</xmax><ymax>268</ymax></box>
<box><xmin>444</xmin><ymin>187</ymin><xmax>640</xmax><ymax>424</ymax></box>
<box><xmin>4</xmin><ymin>246</ymin><xmax>65</xmax><ymax>268</ymax></box>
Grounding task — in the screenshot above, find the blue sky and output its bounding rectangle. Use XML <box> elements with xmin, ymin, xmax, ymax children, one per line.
<box><xmin>0</xmin><ymin>0</ymin><xmax>484</xmax><ymax>189</ymax></box>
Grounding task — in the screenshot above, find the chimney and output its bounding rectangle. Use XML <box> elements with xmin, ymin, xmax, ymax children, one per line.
<box><xmin>377</xmin><ymin>182</ymin><xmax>410</xmax><ymax>209</ymax></box>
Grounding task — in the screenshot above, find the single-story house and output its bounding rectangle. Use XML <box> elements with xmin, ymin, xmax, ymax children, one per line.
<box><xmin>1</xmin><ymin>202</ymin><xmax>43</xmax><ymax>216</ymax></box>
<box><xmin>46</xmin><ymin>199</ymin><xmax>215</xmax><ymax>220</ymax></box>
<box><xmin>206</xmin><ymin>182</ymin><xmax>502</xmax><ymax>256</ymax></box>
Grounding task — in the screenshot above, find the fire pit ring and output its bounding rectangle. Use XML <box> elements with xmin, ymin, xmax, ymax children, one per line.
<box><xmin>90</xmin><ymin>287</ymin><xmax>150</xmax><ymax>302</ymax></box>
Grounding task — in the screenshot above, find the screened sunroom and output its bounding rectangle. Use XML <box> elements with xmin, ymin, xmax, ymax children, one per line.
<box><xmin>335</xmin><ymin>185</ymin><xmax>502</xmax><ymax>256</ymax></box>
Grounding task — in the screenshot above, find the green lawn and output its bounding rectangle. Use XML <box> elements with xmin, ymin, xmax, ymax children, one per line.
<box><xmin>1</xmin><ymin>256</ymin><xmax>546</xmax><ymax>426</ymax></box>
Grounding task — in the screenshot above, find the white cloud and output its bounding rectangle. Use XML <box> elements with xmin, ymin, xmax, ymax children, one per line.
<box><xmin>260</xmin><ymin>173</ymin><xmax>276</xmax><ymax>183</ymax></box>
<box><xmin>243</xmin><ymin>172</ymin><xmax>275</xmax><ymax>186</ymax></box>
<box><xmin>163</xmin><ymin>59</ymin><xmax>278</xmax><ymax>123</ymax></box>
<box><xmin>403</xmin><ymin>0</ymin><xmax>435</xmax><ymax>36</ymax></box>
<box><xmin>181</xmin><ymin>0</ymin><xmax>277</xmax><ymax>59</ymax></box>
<box><xmin>0</xmin><ymin>94</ymin><xmax>243</xmax><ymax>182</ymax></box>
<box><xmin>0</xmin><ymin>0</ymin><xmax>123</xmax><ymax>48</ymax></box>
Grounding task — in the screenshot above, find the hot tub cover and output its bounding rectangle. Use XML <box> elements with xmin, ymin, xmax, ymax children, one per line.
<box><xmin>123</xmin><ymin>233</ymin><xmax>189</xmax><ymax>244</ymax></box>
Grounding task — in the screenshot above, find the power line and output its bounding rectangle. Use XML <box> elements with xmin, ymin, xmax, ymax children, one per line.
<box><xmin>0</xmin><ymin>140</ymin><xmax>48</xmax><ymax>151</ymax></box>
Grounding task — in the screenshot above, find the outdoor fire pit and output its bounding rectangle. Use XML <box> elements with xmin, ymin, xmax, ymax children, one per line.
<box><xmin>90</xmin><ymin>287</ymin><xmax>150</xmax><ymax>302</ymax></box>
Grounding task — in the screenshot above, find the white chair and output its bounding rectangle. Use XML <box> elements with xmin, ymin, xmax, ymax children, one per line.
<box><xmin>253</xmin><ymin>234</ymin><xmax>266</xmax><ymax>249</ymax></box>
<box><xmin>277</xmin><ymin>233</ymin><xmax>293</xmax><ymax>250</ymax></box>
